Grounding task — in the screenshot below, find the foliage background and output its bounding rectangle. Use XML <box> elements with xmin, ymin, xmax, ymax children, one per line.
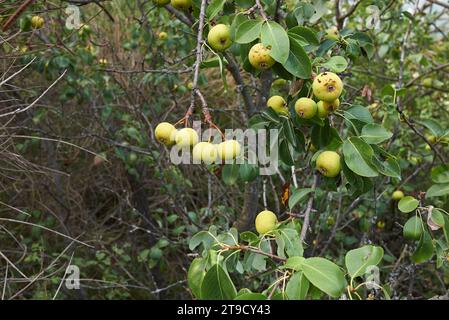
<box><xmin>0</xmin><ymin>0</ymin><xmax>448</xmax><ymax>299</ymax></box>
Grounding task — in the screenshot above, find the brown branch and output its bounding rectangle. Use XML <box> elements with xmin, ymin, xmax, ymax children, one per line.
<box><xmin>300</xmin><ymin>174</ymin><xmax>318</xmax><ymax>242</ymax></box>
<box><xmin>335</xmin><ymin>0</ymin><xmax>362</xmax><ymax>30</ymax></box>
<box><xmin>426</xmin><ymin>0</ymin><xmax>449</xmax><ymax>10</ymax></box>
<box><xmin>2</xmin><ymin>0</ymin><xmax>35</xmax><ymax>31</ymax></box>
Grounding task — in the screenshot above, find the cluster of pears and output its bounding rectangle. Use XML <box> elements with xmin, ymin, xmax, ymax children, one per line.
<box><xmin>266</xmin><ymin>72</ymin><xmax>343</xmax><ymax>120</ymax></box>
<box><xmin>296</xmin><ymin>72</ymin><xmax>344</xmax><ymax>119</ymax></box>
<box><xmin>154</xmin><ymin>122</ymin><xmax>241</xmax><ymax>164</ymax></box>
<box><xmin>266</xmin><ymin>72</ymin><xmax>344</xmax><ymax>178</ymax></box>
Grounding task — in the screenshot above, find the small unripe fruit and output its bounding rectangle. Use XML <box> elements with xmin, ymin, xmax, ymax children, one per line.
<box><xmin>207</xmin><ymin>24</ymin><xmax>232</xmax><ymax>51</ymax></box>
<box><xmin>170</xmin><ymin>0</ymin><xmax>192</xmax><ymax>10</ymax></box>
<box><xmin>192</xmin><ymin>142</ymin><xmax>218</xmax><ymax>164</ymax></box>
<box><xmin>153</xmin><ymin>0</ymin><xmax>170</xmax><ymax>5</ymax></box>
<box><xmin>99</xmin><ymin>58</ymin><xmax>108</xmax><ymax>66</ymax></box>
<box><xmin>295</xmin><ymin>98</ymin><xmax>317</xmax><ymax>119</ymax></box>
<box><xmin>316</xmin><ymin>151</ymin><xmax>341</xmax><ymax>177</ymax></box>
<box><xmin>267</xmin><ymin>95</ymin><xmax>288</xmax><ymax>114</ymax></box>
<box><xmin>312</xmin><ymin>72</ymin><xmax>343</xmax><ymax>102</ymax></box>
<box><xmin>187</xmin><ymin>82</ymin><xmax>194</xmax><ymax>90</ymax></box>
<box><xmin>128</xmin><ymin>152</ymin><xmax>138</xmax><ymax>163</ymax></box>
<box><xmin>376</xmin><ymin>220</ymin><xmax>385</xmax><ymax>229</ymax></box>
<box><xmin>272</xmin><ymin>78</ymin><xmax>287</xmax><ymax>86</ymax></box>
<box><xmin>217</xmin><ymin>140</ymin><xmax>241</xmax><ymax>161</ymax></box>
<box><xmin>158</xmin><ymin>32</ymin><xmax>168</xmax><ymax>40</ymax></box>
<box><xmin>255</xmin><ymin>210</ymin><xmax>278</xmax><ymax>234</ymax></box>
<box><xmin>422</xmin><ymin>78</ymin><xmax>433</xmax><ymax>88</ymax></box>
<box><xmin>31</xmin><ymin>16</ymin><xmax>44</xmax><ymax>29</ymax></box>
<box><xmin>175</xmin><ymin>128</ymin><xmax>199</xmax><ymax>148</ymax></box>
<box><xmin>317</xmin><ymin>101</ymin><xmax>329</xmax><ymax>118</ymax></box>
<box><xmin>425</xmin><ymin>144</ymin><xmax>431</xmax><ymax>152</ymax></box>
<box><xmin>322</xmin><ymin>98</ymin><xmax>340</xmax><ymax>113</ymax></box>
<box><xmin>324</xmin><ymin>27</ymin><xmax>339</xmax><ymax>41</ymax></box>
<box><xmin>248</xmin><ymin>43</ymin><xmax>275</xmax><ymax>70</ymax></box>
<box><xmin>155</xmin><ymin>122</ymin><xmax>177</xmax><ymax>146</ymax></box>
<box><xmin>392</xmin><ymin>190</ymin><xmax>404</xmax><ymax>201</ymax></box>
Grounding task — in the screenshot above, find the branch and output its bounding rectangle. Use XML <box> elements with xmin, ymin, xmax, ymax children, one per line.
<box><xmin>2</xmin><ymin>0</ymin><xmax>35</xmax><ymax>31</ymax></box>
<box><xmin>165</xmin><ymin>5</ymin><xmax>193</xmax><ymax>27</ymax></box>
<box><xmin>300</xmin><ymin>174</ymin><xmax>318</xmax><ymax>241</ymax></box>
<box><xmin>426</xmin><ymin>0</ymin><xmax>449</xmax><ymax>10</ymax></box>
<box><xmin>222</xmin><ymin>245</ymin><xmax>286</xmax><ymax>262</ymax></box>
<box><xmin>335</xmin><ymin>0</ymin><xmax>362</xmax><ymax>30</ymax></box>
<box><xmin>255</xmin><ymin>0</ymin><xmax>269</xmax><ymax>20</ymax></box>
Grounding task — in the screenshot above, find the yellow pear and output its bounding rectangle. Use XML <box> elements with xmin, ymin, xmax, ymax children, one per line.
<box><xmin>295</xmin><ymin>98</ymin><xmax>317</xmax><ymax>119</ymax></box>
<box><xmin>248</xmin><ymin>43</ymin><xmax>275</xmax><ymax>70</ymax></box>
<box><xmin>217</xmin><ymin>140</ymin><xmax>241</xmax><ymax>161</ymax></box>
<box><xmin>325</xmin><ymin>27</ymin><xmax>340</xmax><ymax>41</ymax></box>
<box><xmin>154</xmin><ymin>0</ymin><xmax>170</xmax><ymax>5</ymax></box>
<box><xmin>158</xmin><ymin>32</ymin><xmax>168</xmax><ymax>40</ymax></box>
<box><xmin>192</xmin><ymin>142</ymin><xmax>217</xmax><ymax>164</ymax></box>
<box><xmin>267</xmin><ymin>96</ymin><xmax>288</xmax><ymax>114</ymax></box>
<box><xmin>317</xmin><ymin>101</ymin><xmax>329</xmax><ymax>118</ymax></box>
<box><xmin>175</xmin><ymin>128</ymin><xmax>198</xmax><ymax>148</ymax></box>
<box><xmin>312</xmin><ymin>72</ymin><xmax>343</xmax><ymax>102</ymax></box>
<box><xmin>316</xmin><ymin>151</ymin><xmax>341</xmax><ymax>177</ymax></box>
<box><xmin>255</xmin><ymin>210</ymin><xmax>278</xmax><ymax>234</ymax></box>
<box><xmin>171</xmin><ymin>0</ymin><xmax>192</xmax><ymax>10</ymax></box>
<box><xmin>322</xmin><ymin>98</ymin><xmax>340</xmax><ymax>113</ymax></box>
<box><xmin>207</xmin><ymin>24</ymin><xmax>232</xmax><ymax>51</ymax></box>
<box><xmin>155</xmin><ymin>122</ymin><xmax>177</xmax><ymax>146</ymax></box>
<box><xmin>392</xmin><ymin>190</ymin><xmax>404</xmax><ymax>201</ymax></box>
<box><xmin>31</xmin><ymin>16</ymin><xmax>44</xmax><ymax>29</ymax></box>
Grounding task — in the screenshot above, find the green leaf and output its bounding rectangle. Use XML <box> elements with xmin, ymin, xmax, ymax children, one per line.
<box><xmin>426</xmin><ymin>183</ymin><xmax>449</xmax><ymax>198</ymax></box>
<box><xmin>282</xmin><ymin>256</ymin><xmax>306</xmax><ymax>271</ymax></box>
<box><xmin>234</xmin><ymin>292</ymin><xmax>267</xmax><ymax>300</ymax></box>
<box><xmin>360</xmin><ymin>124</ymin><xmax>393</xmax><ymax>144</ymax></box>
<box><xmin>301</xmin><ymin>257</ymin><xmax>347</xmax><ymax>298</ymax></box>
<box><xmin>321</xmin><ymin>56</ymin><xmax>348</xmax><ymax>73</ymax></box>
<box><xmin>279</xmin><ymin>139</ymin><xmax>295</xmax><ymax>166</ymax></box>
<box><xmin>343</xmin><ymin>137</ymin><xmax>379</xmax><ymax>177</ymax></box>
<box><xmin>261</xmin><ymin>20</ymin><xmax>290</xmax><ymax>64</ymax></box>
<box><xmin>282</xmin><ymin>36</ymin><xmax>311</xmax><ymax>79</ymax></box>
<box><xmin>345</xmin><ymin>245</ymin><xmax>384</xmax><ymax>278</ymax></box>
<box><xmin>286</xmin><ymin>271</ymin><xmax>309</xmax><ymax>300</ymax></box>
<box><xmin>288</xmin><ymin>26</ymin><xmax>319</xmax><ymax>46</ymax></box>
<box><xmin>398</xmin><ymin>196</ymin><xmax>419</xmax><ymax>213</ymax></box>
<box><xmin>206</xmin><ymin>0</ymin><xmax>226</xmax><ymax>20</ymax></box>
<box><xmin>222</xmin><ymin>163</ymin><xmax>240</xmax><ymax>185</ymax></box>
<box><xmin>281</xmin><ymin>116</ymin><xmax>298</xmax><ymax>148</ymax></box>
<box><xmin>200</xmin><ymin>264</ymin><xmax>237</xmax><ymax>300</ymax></box>
<box><xmin>431</xmin><ymin>164</ymin><xmax>449</xmax><ymax>184</ymax></box>
<box><xmin>288</xmin><ymin>188</ymin><xmax>313</xmax><ymax>209</ymax></box>
<box><xmin>343</xmin><ymin>106</ymin><xmax>373</xmax><ymax>124</ymax></box>
<box><xmin>416</xmin><ymin>119</ymin><xmax>443</xmax><ymax>137</ymax></box>
<box><xmin>403</xmin><ymin>215</ymin><xmax>423</xmax><ymax>240</ymax></box>
<box><xmin>235</xmin><ymin>19</ymin><xmax>263</xmax><ymax>44</ymax></box>
<box><xmin>189</xmin><ymin>231</ymin><xmax>215</xmax><ymax>251</ymax></box>
<box><xmin>428</xmin><ymin>208</ymin><xmax>445</xmax><ymax>229</ymax></box>
<box><xmin>411</xmin><ymin>231</ymin><xmax>434</xmax><ymax>264</ymax></box>
<box><xmin>188</xmin><ymin>258</ymin><xmax>206</xmax><ymax>299</ymax></box>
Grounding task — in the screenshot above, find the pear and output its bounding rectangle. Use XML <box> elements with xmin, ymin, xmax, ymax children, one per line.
<box><xmin>255</xmin><ymin>210</ymin><xmax>278</xmax><ymax>234</ymax></box>
<box><xmin>155</xmin><ymin>122</ymin><xmax>177</xmax><ymax>146</ymax></box>
<box><xmin>207</xmin><ymin>24</ymin><xmax>232</xmax><ymax>51</ymax></box>
<box><xmin>217</xmin><ymin>140</ymin><xmax>241</xmax><ymax>161</ymax></box>
<box><xmin>170</xmin><ymin>0</ymin><xmax>192</xmax><ymax>10</ymax></box>
<box><xmin>312</xmin><ymin>72</ymin><xmax>343</xmax><ymax>102</ymax></box>
<box><xmin>392</xmin><ymin>190</ymin><xmax>404</xmax><ymax>201</ymax></box>
<box><xmin>295</xmin><ymin>98</ymin><xmax>317</xmax><ymax>119</ymax></box>
<box><xmin>267</xmin><ymin>96</ymin><xmax>288</xmax><ymax>114</ymax></box>
<box><xmin>248</xmin><ymin>43</ymin><xmax>275</xmax><ymax>70</ymax></box>
<box><xmin>316</xmin><ymin>151</ymin><xmax>341</xmax><ymax>177</ymax></box>
<box><xmin>175</xmin><ymin>128</ymin><xmax>198</xmax><ymax>148</ymax></box>
<box><xmin>192</xmin><ymin>142</ymin><xmax>218</xmax><ymax>164</ymax></box>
